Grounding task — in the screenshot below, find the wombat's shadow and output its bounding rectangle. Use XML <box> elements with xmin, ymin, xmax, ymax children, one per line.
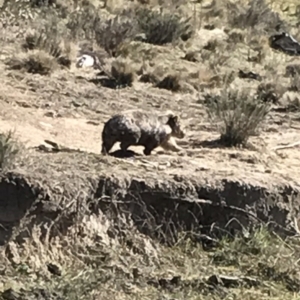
<box><xmin>109</xmin><ymin>149</ymin><xmax>142</xmax><ymax>158</ymax></box>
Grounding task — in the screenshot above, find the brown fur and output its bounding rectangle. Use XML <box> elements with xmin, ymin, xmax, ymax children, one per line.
<box><xmin>101</xmin><ymin>110</ymin><xmax>185</xmax><ymax>156</ymax></box>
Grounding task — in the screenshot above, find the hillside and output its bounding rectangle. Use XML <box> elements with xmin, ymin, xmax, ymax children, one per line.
<box><xmin>0</xmin><ymin>0</ymin><xmax>300</xmax><ymax>299</ymax></box>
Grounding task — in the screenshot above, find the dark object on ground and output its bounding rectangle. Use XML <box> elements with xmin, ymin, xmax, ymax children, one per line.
<box><xmin>269</xmin><ymin>32</ymin><xmax>300</xmax><ymax>56</ymax></box>
<box><xmin>155</xmin><ymin>75</ymin><xmax>181</xmax><ymax>92</ymax></box>
<box><xmin>256</xmin><ymin>83</ymin><xmax>281</xmax><ymax>103</ymax></box>
<box><xmin>47</xmin><ymin>263</ymin><xmax>61</xmax><ymax>276</ymax></box>
<box><xmin>238</xmin><ymin>70</ymin><xmax>262</xmax><ymax>81</ymax></box>
<box><xmin>285</xmin><ymin>64</ymin><xmax>300</xmax><ymax>77</ymax></box>
<box><xmin>101</xmin><ymin>110</ymin><xmax>185</xmax><ymax>156</ymax></box>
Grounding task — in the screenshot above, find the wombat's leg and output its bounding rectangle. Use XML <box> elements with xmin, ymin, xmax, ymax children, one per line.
<box><xmin>143</xmin><ymin>147</ymin><xmax>153</xmax><ymax>156</ymax></box>
<box><xmin>120</xmin><ymin>132</ymin><xmax>140</xmax><ymax>152</ymax></box>
<box><xmin>160</xmin><ymin>138</ymin><xmax>183</xmax><ymax>152</ymax></box>
<box><xmin>143</xmin><ymin>141</ymin><xmax>159</xmax><ymax>156</ymax></box>
<box><xmin>101</xmin><ymin>139</ymin><xmax>115</xmax><ymax>155</ymax></box>
<box><xmin>120</xmin><ymin>141</ymin><xmax>132</xmax><ymax>152</ymax></box>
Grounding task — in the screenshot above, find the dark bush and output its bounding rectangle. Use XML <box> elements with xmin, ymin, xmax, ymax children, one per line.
<box><xmin>22</xmin><ymin>30</ymin><xmax>72</xmax><ymax>68</ymax></box>
<box><xmin>135</xmin><ymin>8</ymin><xmax>193</xmax><ymax>45</ymax></box>
<box><xmin>95</xmin><ymin>16</ymin><xmax>138</xmax><ymax>57</ymax></box>
<box><xmin>227</xmin><ymin>0</ymin><xmax>285</xmax><ymax>33</ymax></box>
<box><xmin>66</xmin><ymin>4</ymin><xmax>101</xmax><ymax>40</ymax></box>
<box><xmin>205</xmin><ymin>88</ymin><xmax>270</xmax><ymax>147</ymax></box>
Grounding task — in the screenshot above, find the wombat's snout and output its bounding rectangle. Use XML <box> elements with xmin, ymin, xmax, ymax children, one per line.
<box><xmin>178</xmin><ymin>128</ymin><xmax>186</xmax><ymax>139</ymax></box>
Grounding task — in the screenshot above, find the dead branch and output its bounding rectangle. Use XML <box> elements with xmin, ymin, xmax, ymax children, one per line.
<box><xmin>272</xmin><ymin>141</ymin><xmax>300</xmax><ymax>152</ymax></box>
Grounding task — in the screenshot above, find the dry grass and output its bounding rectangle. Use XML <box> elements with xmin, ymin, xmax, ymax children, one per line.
<box><xmin>5</xmin><ymin>50</ymin><xmax>59</xmax><ymax>75</ymax></box>
<box><xmin>135</xmin><ymin>7</ymin><xmax>193</xmax><ymax>45</ymax></box>
<box><xmin>205</xmin><ymin>88</ymin><xmax>271</xmax><ymax>147</ymax></box>
<box><xmin>95</xmin><ymin>14</ymin><xmax>139</xmax><ymax>57</ymax></box>
<box><xmin>5</xmin><ymin>26</ymin><xmax>75</xmax><ymax>75</ymax></box>
<box><xmin>110</xmin><ymin>58</ymin><xmax>137</xmax><ymax>87</ymax></box>
<box><xmin>0</xmin><ymin>130</ymin><xmax>21</xmax><ymax>171</ymax></box>
<box><xmin>0</xmin><ymin>0</ymin><xmax>300</xmax><ymax>299</ymax></box>
<box><xmin>2</xmin><ymin>213</ymin><xmax>300</xmax><ymax>300</ymax></box>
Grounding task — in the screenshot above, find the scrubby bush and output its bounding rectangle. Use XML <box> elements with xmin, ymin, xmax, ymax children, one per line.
<box><xmin>0</xmin><ymin>130</ymin><xmax>21</xmax><ymax>171</ymax></box>
<box><xmin>227</xmin><ymin>0</ymin><xmax>285</xmax><ymax>33</ymax></box>
<box><xmin>95</xmin><ymin>16</ymin><xmax>138</xmax><ymax>57</ymax></box>
<box><xmin>7</xmin><ymin>26</ymin><xmax>73</xmax><ymax>75</ymax></box>
<box><xmin>135</xmin><ymin>8</ymin><xmax>193</xmax><ymax>45</ymax></box>
<box><xmin>5</xmin><ymin>50</ymin><xmax>58</xmax><ymax>75</ymax></box>
<box><xmin>205</xmin><ymin>88</ymin><xmax>270</xmax><ymax>147</ymax></box>
<box><xmin>111</xmin><ymin>59</ymin><xmax>136</xmax><ymax>87</ymax></box>
<box><xmin>66</xmin><ymin>3</ymin><xmax>101</xmax><ymax>41</ymax></box>
<box><xmin>22</xmin><ymin>30</ymin><xmax>73</xmax><ymax>68</ymax></box>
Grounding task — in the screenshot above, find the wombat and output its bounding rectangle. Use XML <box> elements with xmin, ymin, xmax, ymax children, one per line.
<box><xmin>101</xmin><ymin>110</ymin><xmax>185</xmax><ymax>156</ymax></box>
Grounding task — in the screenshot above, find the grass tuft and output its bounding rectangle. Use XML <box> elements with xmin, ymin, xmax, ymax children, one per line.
<box><xmin>22</xmin><ymin>30</ymin><xmax>73</xmax><ymax>68</ymax></box>
<box><xmin>66</xmin><ymin>3</ymin><xmax>101</xmax><ymax>41</ymax></box>
<box><xmin>0</xmin><ymin>130</ymin><xmax>21</xmax><ymax>171</ymax></box>
<box><xmin>5</xmin><ymin>50</ymin><xmax>58</xmax><ymax>75</ymax></box>
<box><xmin>111</xmin><ymin>58</ymin><xmax>136</xmax><ymax>87</ymax></box>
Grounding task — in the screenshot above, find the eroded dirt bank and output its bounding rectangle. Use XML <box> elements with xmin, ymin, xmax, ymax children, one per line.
<box><xmin>1</xmin><ymin>151</ymin><xmax>299</xmax><ymax>246</ymax></box>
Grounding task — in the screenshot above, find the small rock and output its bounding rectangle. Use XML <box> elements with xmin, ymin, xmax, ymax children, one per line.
<box><xmin>16</xmin><ymin>101</ymin><xmax>31</xmax><ymax>108</ymax></box>
<box><xmin>207</xmin><ymin>274</ymin><xmax>240</xmax><ymax>288</ymax></box>
<box><xmin>44</xmin><ymin>111</ymin><xmax>57</xmax><ymax>118</ymax></box>
<box><xmin>71</xmin><ymin>101</ymin><xmax>83</xmax><ymax>107</ymax></box>
<box><xmin>47</xmin><ymin>263</ymin><xmax>61</xmax><ymax>276</ymax></box>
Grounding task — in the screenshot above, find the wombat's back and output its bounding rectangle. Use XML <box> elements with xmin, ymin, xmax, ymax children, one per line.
<box><xmin>101</xmin><ymin>109</ymin><xmax>176</xmax><ymax>155</ymax></box>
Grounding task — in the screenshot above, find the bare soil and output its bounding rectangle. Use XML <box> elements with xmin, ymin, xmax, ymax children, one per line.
<box><xmin>1</xmin><ymin>0</ymin><xmax>300</xmax><ymax>299</ymax></box>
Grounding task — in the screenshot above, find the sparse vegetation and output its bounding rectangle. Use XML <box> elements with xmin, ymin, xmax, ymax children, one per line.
<box><xmin>226</xmin><ymin>0</ymin><xmax>285</xmax><ymax>32</ymax></box>
<box><xmin>110</xmin><ymin>58</ymin><xmax>136</xmax><ymax>87</ymax></box>
<box><xmin>205</xmin><ymin>88</ymin><xmax>270</xmax><ymax>146</ymax></box>
<box><xmin>0</xmin><ymin>130</ymin><xmax>21</xmax><ymax>171</ymax></box>
<box><xmin>6</xmin><ymin>50</ymin><xmax>59</xmax><ymax>75</ymax></box>
<box><xmin>0</xmin><ymin>0</ymin><xmax>299</xmax><ymax>299</ymax></box>
<box><xmin>6</xmin><ymin>27</ymin><xmax>74</xmax><ymax>74</ymax></box>
<box><xmin>95</xmin><ymin>15</ymin><xmax>139</xmax><ymax>57</ymax></box>
<box><xmin>66</xmin><ymin>3</ymin><xmax>101</xmax><ymax>40</ymax></box>
<box><xmin>135</xmin><ymin>8</ymin><xmax>193</xmax><ymax>45</ymax></box>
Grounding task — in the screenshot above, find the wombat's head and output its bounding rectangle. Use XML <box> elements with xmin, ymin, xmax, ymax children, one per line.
<box><xmin>167</xmin><ymin>115</ymin><xmax>185</xmax><ymax>139</ymax></box>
